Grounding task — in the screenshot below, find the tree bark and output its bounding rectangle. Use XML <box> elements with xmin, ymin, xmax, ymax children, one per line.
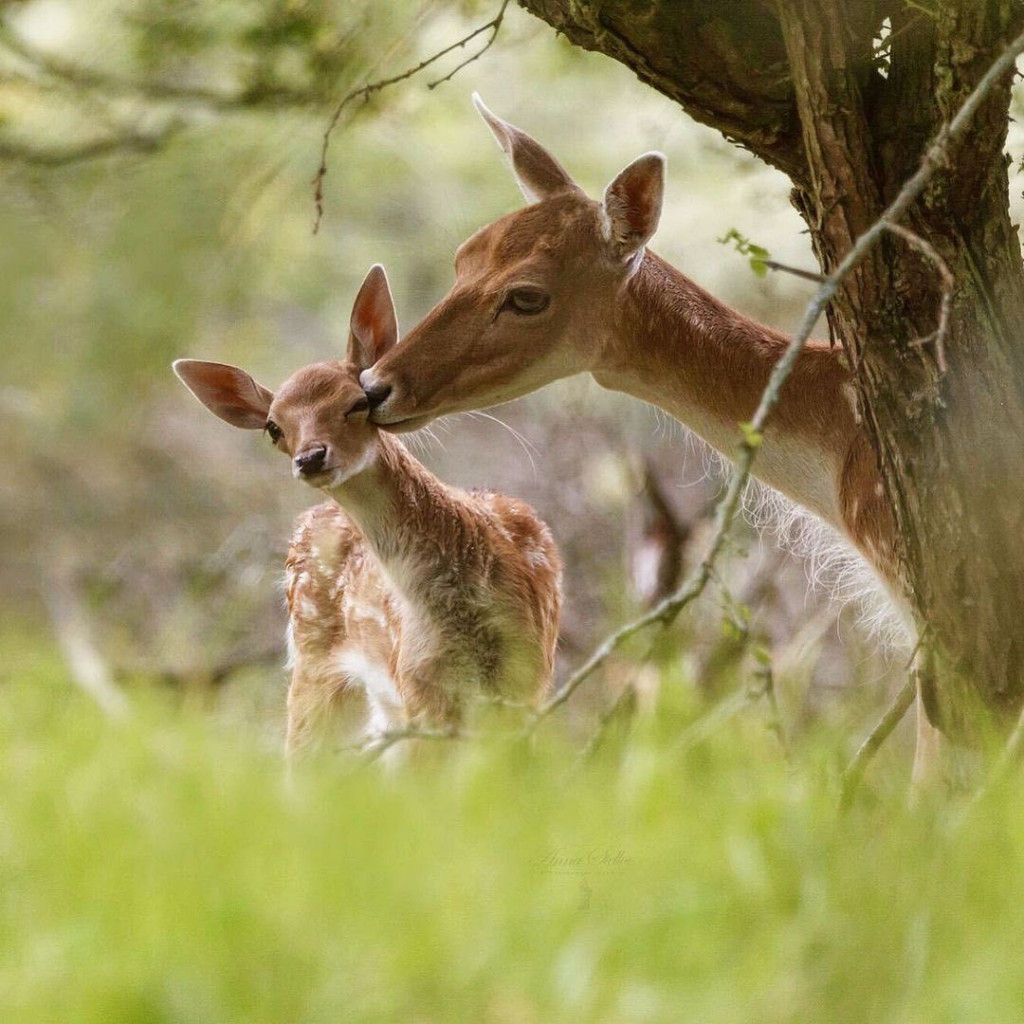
<box><xmin>517</xmin><ymin>0</ymin><xmax>1024</xmax><ymax>733</ymax></box>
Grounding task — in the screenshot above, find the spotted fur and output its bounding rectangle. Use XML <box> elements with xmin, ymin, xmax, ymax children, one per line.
<box><xmin>173</xmin><ymin>263</ymin><xmax>562</xmax><ymax>763</ymax></box>
<box><xmin>283</xmin><ymin>437</ymin><xmax>562</xmax><ymax>757</ymax></box>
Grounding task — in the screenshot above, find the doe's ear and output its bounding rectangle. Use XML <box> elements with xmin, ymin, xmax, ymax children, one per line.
<box><xmin>348</xmin><ymin>264</ymin><xmax>399</xmax><ymax>370</ymax></box>
<box><xmin>602</xmin><ymin>152</ymin><xmax>666</xmax><ymax>260</ymax></box>
<box><xmin>473</xmin><ymin>93</ymin><xmax>579</xmax><ymax>205</ymax></box>
<box><xmin>172</xmin><ymin>359</ymin><xmax>273</xmax><ymax>429</ymax></box>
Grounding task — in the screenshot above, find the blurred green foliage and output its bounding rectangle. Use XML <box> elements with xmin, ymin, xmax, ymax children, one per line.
<box><xmin>2</xmin><ymin>0</ymin><xmax>857</xmax><ymax>694</ymax></box>
<box><xmin>2</xmin><ymin>654</ymin><xmax>1024</xmax><ymax>1022</ymax></box>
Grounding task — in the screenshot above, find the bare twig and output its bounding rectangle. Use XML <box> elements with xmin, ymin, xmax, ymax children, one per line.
<box><xmin>531</xmin><ymin>26</ymin><xmax>1024</xmax><ymax>726</ymax></box>
<box><xmin>872</xmin><ymin>13</ymin><xmax>926</xmax><ymax>64</ymax></box>
<box><xmin>358</xmin><ymin>724</ymin><xmax>463</xmax><ymax>761</ymax></box>
<box><xmin>761</xmin><ymin>259</ymin><xmax>826</xmax><ymax>283</ymax></box>
<box><xmin>757</xmin><ymin>659</ymin><xmax>788</xmax><ymax>756</ymax></box>
<box><xmin>0</xmin><ymin>21</ymin><xmax>317</xmax><ymax>111</ymax></box>
<box><xmin>312</xmin><ymin>0</ymin><xmax>511</xmax><ymax>232</ymax></box>
<box><xmin>839</xmin><ymin>675</ymin><xmax>917</xmax><ymax>812</ymax></box>
<box><xmin>423</xmin><ymin>2</ymin><xmax>509</xmax><ymax>91</ymax></box>
<box><xmin>149</xmin><ymin>642</ymin><xmax>284</xmax><ymax>689</ymax></box>
<box><xmin>0</xmin><ymin>125</ymin><xmax>181</xmax><ymax>168</ymax></box>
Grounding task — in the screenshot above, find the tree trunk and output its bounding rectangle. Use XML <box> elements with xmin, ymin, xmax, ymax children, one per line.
<box><xmin>517</xmin><ymin>0</ymin><xmax>1024</xmax><ymax>733</ymax></box>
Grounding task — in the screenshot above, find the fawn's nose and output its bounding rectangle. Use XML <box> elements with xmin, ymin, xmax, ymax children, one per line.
<box><xmin>363</xmin><ymin>381</ymin><xmax>392</xmax><ymax>410</ymax></box>
<box><xmin>294</xmin><ymin>445</ymin><xmax>327</xmax><ymax>477</ymax></box>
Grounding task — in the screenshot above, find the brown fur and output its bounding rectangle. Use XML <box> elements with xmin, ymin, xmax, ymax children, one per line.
<box><xmin>174</xmin><ymin>265</ymin><xmax>562</xmax><ymax>762</ymax></box>
<box><xmin>360</xmin><ymin>102</ymin><xmax>941</xmax><ymax>775</ymax></box>
<box><xmin>364</xmin><ymin>141</ymin><xmax>896</xmax><ymax>589</ymax></box>
<box><xmin>283</xmin><ymin>423</ymin><xmax>562</xmax><ymax>757</ymax></box>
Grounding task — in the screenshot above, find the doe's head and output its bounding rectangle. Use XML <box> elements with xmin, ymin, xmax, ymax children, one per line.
<box><xmin>173</xmin><ymin>264</ymin><xmax>398</xmax><ymax>489</ymax></box>
<box><xmin>361</xmin><ymin>94</ymin><xmax>666</xmax><ymax>431</ymax></box>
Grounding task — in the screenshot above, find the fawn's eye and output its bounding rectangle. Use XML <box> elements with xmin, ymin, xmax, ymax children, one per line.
<box><xmin>347</xmin><ymin>397</ymin><xmax>370</xmax><ymax>416</ymax></box>
<box><xmin>265</xmin><ymin>420</ymin><xmax>283</xmax><ymax>444</ymax></box>
<box><xmin>501</xmin><ymin>287</ymin><xmax>550</xmax><ymax>316</ymax></box>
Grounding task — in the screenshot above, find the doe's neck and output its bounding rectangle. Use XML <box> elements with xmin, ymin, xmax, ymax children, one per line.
<box><xmin>591</xmin><ymin>250</ymin><xmax>860</xmax><ymax>528</ymax></box>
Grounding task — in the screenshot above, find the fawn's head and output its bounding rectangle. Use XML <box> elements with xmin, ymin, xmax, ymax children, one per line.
<box><xmin>361</xmin><ymin>95</ymin><xmax>665</xmax><ymax>431</ymax></box>
<box><xmin>174</xmin><ymin>264</ymin><xmax>398</xmax><ymax>489</ymax></box>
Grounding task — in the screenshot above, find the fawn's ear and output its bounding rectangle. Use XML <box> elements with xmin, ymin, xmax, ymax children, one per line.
<box><xmin>473</xmin><ymin>93</ymin><xmax>579</xmax><ymax>204</ymax></box>
<box><xmin>602</xmin><ymin>152</ymin><xmax>665</xmax><ymax>260</ymax></box>
<box><xmin>348</xmin><ymin>264</ymin><xmax>399</xmax><ymax>370</ymax></box>
<box><xmin>172</xmin><ymin>359</ymin><xmax>273</xmax><ymax>429</ymax></box>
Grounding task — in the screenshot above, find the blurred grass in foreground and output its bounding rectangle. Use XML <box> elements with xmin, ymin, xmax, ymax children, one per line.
<box><xmin>3</xmin><ymin>642</ymin><xmax>1024</xmax><ymax>1024</ymax></box>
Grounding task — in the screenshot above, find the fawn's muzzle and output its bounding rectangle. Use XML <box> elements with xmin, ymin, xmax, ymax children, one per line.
<box><xmin>294</xmin><ymin>445</ymin><xmax>328</xmax><ymax>477</ymax></box>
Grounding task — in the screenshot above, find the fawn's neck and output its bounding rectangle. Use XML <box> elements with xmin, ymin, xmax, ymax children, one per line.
<box><xmin>592</xmin><ymin>251</ymin><xmax>862</xmax><ymax>530</ymax></box>
<box><xmin>326</xmin><ymin>435</ymin><xmax>468</xmax><ymax>598</ymax></box>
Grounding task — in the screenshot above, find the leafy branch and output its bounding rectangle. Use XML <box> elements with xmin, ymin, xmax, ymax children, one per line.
<box><xmin>718</xmin><ymin>227</ymin><xmax>825</xmax><ymax>283</ymax></box>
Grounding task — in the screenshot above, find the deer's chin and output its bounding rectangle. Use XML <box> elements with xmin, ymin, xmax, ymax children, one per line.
<box><xmin>375</xmin><ymin>414</ymin><xmax>433</xmax><ymax>434</ymax></box>
<box><xmin>296</xmin><ymin>468</ymin><xmax>344</xmax><ymax>489</ymax></box>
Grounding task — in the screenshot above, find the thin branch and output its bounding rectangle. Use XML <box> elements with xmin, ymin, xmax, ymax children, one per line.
<box><xmin>0</xmin><ymin>21</ymin><xmax>317</xmax><ymax>111</ymax></box>
<box><xmin>871</xmin><ymin>14</ymin><xmax>926</xmax><ymax>64</ymax></box>
<box><xmin>423</xmin><ymin>1</ymin><xmax>510</xmax><ymax>91</ymax></box>
<box><xmin>762</xmin><ymin>258</ymin><xmax>826</xmax><ymax>283</ymax></box>
<box><xmin>839</xmin><ymin>674</ymin><xmax>917</xmax><ymax>812</ymax></box>
<box><xmin>757</xmin><ymin>659</ymin><xmax>788</xmax><ymax>757</ymax></box>
<box><xmin>531</xmin><ymin>26</ymin><xmax>1024</xmax><ymax>726</ymax></box>
<box><xmin>148</xmin><ymin>642</ymin><xmax>284</xmax><ymax>689</ymax></box>
<box><xmin>358</xmin><ymin>724</ymin><xmax>463</xmax><ymax>761</ymax></box>
<box><xmin>311</xmin><ymin>0</ymin><xmax>511</xmax><ymax>233</ymax></box>
<box><xmin>0</xmin><ymin>124</ymin><xmax>181</xmax><ymax>168</ymax></box>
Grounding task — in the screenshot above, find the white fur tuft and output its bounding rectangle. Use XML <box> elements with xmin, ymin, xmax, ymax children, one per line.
<box><xmin>742</xmin><ymin>479</ymin><xmax>912</xmax><ymax>650</ymax></box>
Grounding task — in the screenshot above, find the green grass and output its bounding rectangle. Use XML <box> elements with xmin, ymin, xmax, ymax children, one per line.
<box><xmin>2</xmin><ymin>654</ymin><xmax>1024</xmax><ymax>1023</ymax></box>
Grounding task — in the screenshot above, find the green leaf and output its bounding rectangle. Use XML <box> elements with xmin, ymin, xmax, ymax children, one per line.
<box><xmin>739</xmin><ymin>421</ymin><xmax>764</xmax><ymax>449</ymax></box>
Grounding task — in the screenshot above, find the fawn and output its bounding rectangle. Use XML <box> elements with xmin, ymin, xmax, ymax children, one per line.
<box><xmin>173</xmin><ymin>265</ymin><xmax>562</xmax><ymax>760</ymax></box>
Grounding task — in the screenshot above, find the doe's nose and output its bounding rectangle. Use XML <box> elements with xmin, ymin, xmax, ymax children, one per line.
<box><xmin>294</xmin><ymin>444</ymin><xmax>327</xmax><ymax>477</ymax></box>
<box><xmin>363</xmin><ymin>382</ymin><xmax>392</xmax><ymax>410</ymax></box>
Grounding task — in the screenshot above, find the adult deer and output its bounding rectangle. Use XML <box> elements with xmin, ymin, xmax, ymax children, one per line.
<box><xmin>174</xmin><ymin>265</ymin><xmax>562</xmax><ymax>761</ymax></box>
<box><xmin>360</xmin><ymin>97</ymin><xmax>937</xmax><ymax>776</ymax></box>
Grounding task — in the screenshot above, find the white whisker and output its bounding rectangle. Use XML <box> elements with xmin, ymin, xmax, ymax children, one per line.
<box><xmin>421</xmin><ymin>424</ymin><xmax>447</xmax><ymax>454</ymax></box>
<box><xmin>464</xmin><ymin>410</ymin><xmax>539</xmax><ymax>478</ymax></box>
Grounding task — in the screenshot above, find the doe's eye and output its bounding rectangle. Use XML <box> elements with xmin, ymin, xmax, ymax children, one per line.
<box><xmin>347</xmin><ymin>397</ymin><xmax>370</xmax><ymax>416</ymax></box>
<box><xmin>501</xmin><ymin>288</ymin><xmax>550</xmax><ymax>316</ymax></box>
<box><xmin>265</xmin><ymin>420</ymin><xmax>283</xmax><ymax>444</ymax></box>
